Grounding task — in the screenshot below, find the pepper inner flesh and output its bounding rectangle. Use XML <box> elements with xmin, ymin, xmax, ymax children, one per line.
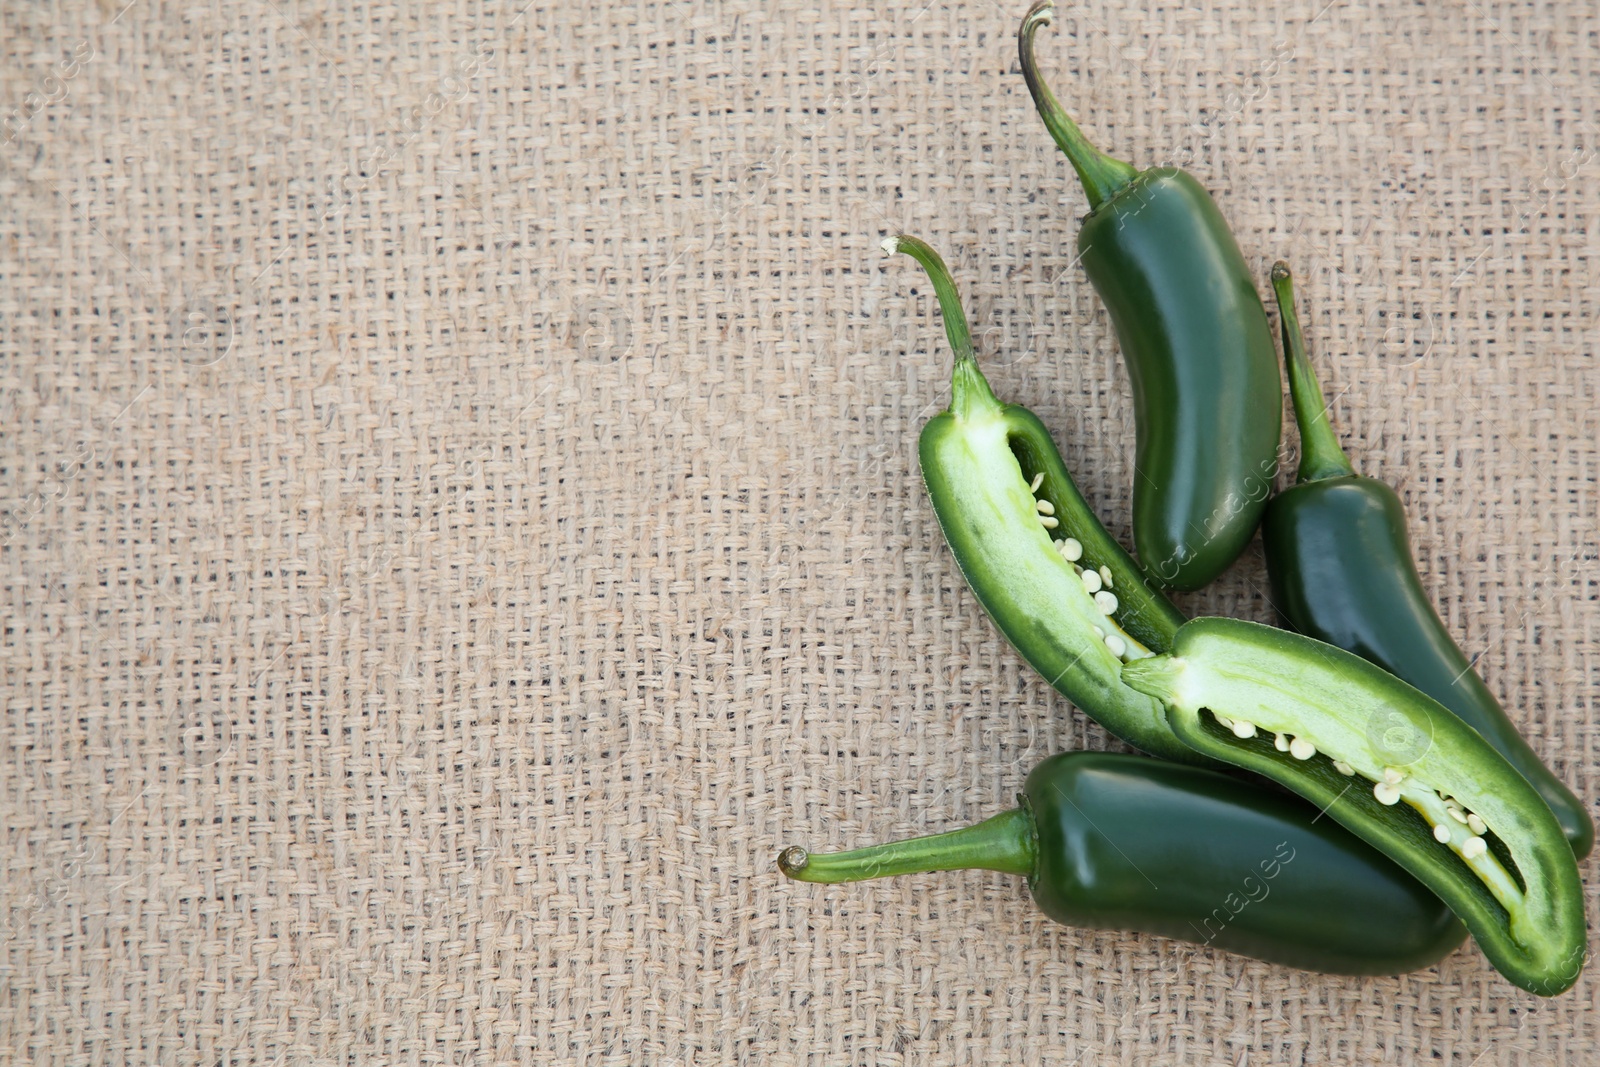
<box><xmin>1008</xmin><ymin>443</ymin><xmax>1151</xmax><ymax>663</ymax></box>
<box><xmin>1192</xmin><ymin>704</ymin><xmax>1527</xmax><ymax>924</ymax></box>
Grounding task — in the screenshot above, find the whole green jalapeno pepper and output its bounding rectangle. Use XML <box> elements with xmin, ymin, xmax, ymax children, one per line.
<box><xmin>1120</xmin><ymin>618</ymin><xmax>1587</xmax><ymax>995</ymax></box>
<box><xmin>1260</xmin><ymin>262</ymin><xmax>1592</xmax><ymax>858</ymax></box>
<box><xmin>887</xmin><ymin>234</ymin><xmax>1196</xmax><ymax>765</ymax></box>
<box><xmin>779</xmin><ymin>751</ymin><xmax>1466</xmax><ymax>975</ymax></box>
<box><xmin>1018</xmin><ymin>1</ymin><xmax>1281</xmax><ymax>591</ymax></box>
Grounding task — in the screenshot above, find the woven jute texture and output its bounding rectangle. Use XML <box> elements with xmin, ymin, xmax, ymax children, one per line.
<box><xmin>2</xmin><ymin>0</ymin><xmax>1598</xmax><ymax>1062</ymax></box>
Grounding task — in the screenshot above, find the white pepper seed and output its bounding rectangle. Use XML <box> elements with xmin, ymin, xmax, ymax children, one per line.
<box><xmin>1274</xmin><ymin>733</ymin><xmax>1291</xmax><ymax>753</ymax></box>
<box><xmin>1433</xmin><ymin>824</ymin><xmax>1453</xmax><ymax>843</ymax></box>
<box><xmin>1104</xmin><ymin>634</ymin><xmax>1127</xmax><ymax>658</ymax></box>
<box><xmin>1332</xmin><ymin>760</ymin><xmax>1355</xmax><ymax>776</ymax></box>
<box><xmin>1081</xmin><ymin>569</ymin><xmax>1102</xmax><ymax>594</ymax></box>
<box><xmin>1373</xmin><ymin>782</ymin><xmax>1402</xmax><ymax>805</ymax></box>
<box><xmin>1098</xmin><ymin>565</ymin><xmax>1114</xmax><ymax>588</ymax></box>
<box><xmin>1230</xmin><ymin>719</ymin><xmax>1258</xmax><ymax>739</ymax></box>
<box><xmin>1289</xmin><ymin>737</ymin><xmax>1316</xmax><ymax>761</ymax></box>
<box><xmin>1040</xmin><ymin>515</ymin><xmax>1059</xmax><ymax>529</ymax></box>
<box><xmin>1030</xmin><ymin>472</ymin><xmax>1044</xmax><ymax>493</ymax></box>
<box><xmin>1461</xmin><ymin>836</ymin><xmax>1488</xmax><ymax>860</ymax></box>
<box><xmin>1061</xmin><ymin>538</ymin><xmax>1083</xmax><ymax>562</ymax></box>
<box><xmin>1467</xmin><ymin>814</ymin><xmax>1487</xmax><ymax>836</ymax></box>
<box><xmin>1036</xmin><ymin>498</ymin><xmax>1055</xmax><ymax>515</ymax></box>
<box><xmin>1094</xmin><ymin>590</ymin><xmax>1118</xmax><ymax>616</ymax></box>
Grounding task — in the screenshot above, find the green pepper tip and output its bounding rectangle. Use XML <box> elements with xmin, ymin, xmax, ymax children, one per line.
<box><xmin>1018</xmin><ymin>0</ymin><xmax>1137</xmax><ymax>211</ymax></box>
<box><xmin>884</xmin><ymin>235</ymin><xmax>974</xmax><ymax>364</ymax></box>
<box><xmin>775</xmin><ymin>808</ymin><xmax>1037</xmax><ymax>885</ymax></box>
<box><xmin>1021</xmin><ymin>0</ymin><xmax>1054</xmax><ymax>34</ymax></box>
<box><xmin>887</xmin><ymin>235</ymin><xmax>1007</xmax><ymax>421</ymax></box>
<box><xmin>1272</xmin><ymin>260</ymin><xmax>1356</xmax><ymax>482</ymax></box>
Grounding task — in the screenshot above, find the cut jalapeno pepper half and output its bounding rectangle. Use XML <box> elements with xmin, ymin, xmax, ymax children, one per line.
<box><xmin>887</xmin><ymin>234</ymin><xmax>1197</xmax><ymax>765</ymax></box>
<box><xmin>1120</xmin><ymin>617</ymin><xmax>1587</xmax><ymax>995</ymax></box>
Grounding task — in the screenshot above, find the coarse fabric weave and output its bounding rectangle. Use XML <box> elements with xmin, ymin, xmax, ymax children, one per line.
<box><xmin>2</xmin><ymin>0</ymin><xmax>1597</xmax><ymax>1063</ymax></box>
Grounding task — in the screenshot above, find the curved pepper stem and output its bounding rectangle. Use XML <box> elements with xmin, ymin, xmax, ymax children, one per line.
<box><xmin>1272</xmin><ymin>262</ymin><xmax>1356</xmax><ymax>483</ymax></box>
<box><xmin>778</xmin><ymin>806</ymin><xmax>1034</xmax><ymax>883</ymax></box>
<box><xmin>1018</xmin><ymin>0</ymin><xmax>1138</xmax><ymax>213</ymax></box>
<box><xmin>885</xmin><ymin>235</ymin><xmax>1000</xmax><ymax>421</ymax></box>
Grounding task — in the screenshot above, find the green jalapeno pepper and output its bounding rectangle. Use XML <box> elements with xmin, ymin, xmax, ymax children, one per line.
<box><xmin>780</xmin><ymin>751</ymin><xmax>1466</xmax><ymax>975</ymax></box>
<box><xmin>1120</xmin><ymin>618</ymin><xmax>1587</xmax><ymax>995</ymax></box>
<box><xmin>1018</xmin><ymin>1</ymin><xmax>1281</xmax><ymax>591</ymax></box>
<box><xmin>1260</xmin><ymin>262</ymin><xmax>1593</xmax><ymax>858</ymax></box>
<box><xmin>888</xmin><ymin>234</ymin><xmax>1197</xmax><ymax>764</ymax></box>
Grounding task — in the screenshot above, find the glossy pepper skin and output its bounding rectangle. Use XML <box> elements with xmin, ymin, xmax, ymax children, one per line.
<box><xmin>1260</xmin><ymin>263</ymin><xmax>1592</xmax><ymax>859</ymax></box>
<box><xmin>1121</xmin><ymin>618</ymin><xmax>1587</xmax><ymax>995</ymax></box>
<box><xmin>887</xmin><ymin>234</ymin><xmax>1199</xmax><ymax>766</ymax></box>
<box><xmin>779</xmin><ymin>751</ymin><xmax>1466</xmax><ymax>975</ymax></box>
<box><xmin>1019</xmin><ymin>1</ymin><xmax>1280</xmax><ymax>591</ymax></box>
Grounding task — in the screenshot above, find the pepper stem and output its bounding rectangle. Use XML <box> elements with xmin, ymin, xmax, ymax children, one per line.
<box><xmin>1271</xmin><ymin>262</ymin><xmax>1356</xmax><ymax>483</ymax></box>
<box><xmin>1118</xmin><ymin>653</ymin><xmax>1183</xmax><ymax>703</ymax></box>
<box><xmin>777</xmin><ymin>806</ymin><xmax>1034</xmax><ymax>884</ymax></box>
<box><xmin>884</xmin><ymin>235</ymin><xmax>1000</xmax><ymax>420</ymax></box>
<box><xmin>1018</xmin><ymin>0</ymin><xmax>1138</xmax><ymax>213</ymax></box>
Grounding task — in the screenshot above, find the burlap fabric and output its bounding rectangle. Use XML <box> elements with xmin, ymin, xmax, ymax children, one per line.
<box><xmin>2</xmin><ymin>0</ymin><xmax>1597</xmax><ymax>1062</ymax></box>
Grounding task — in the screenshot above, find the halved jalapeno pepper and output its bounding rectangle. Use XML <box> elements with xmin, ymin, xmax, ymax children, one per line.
<box><xmin>888</xmin><ymin>234</ymin><xmax>1193</xmax><ymax>764</ymax></box>
<box><xmin>1121</xmin><ymin>618</ymin><xmax>1587</xmax><ymax>995</ymax></box>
